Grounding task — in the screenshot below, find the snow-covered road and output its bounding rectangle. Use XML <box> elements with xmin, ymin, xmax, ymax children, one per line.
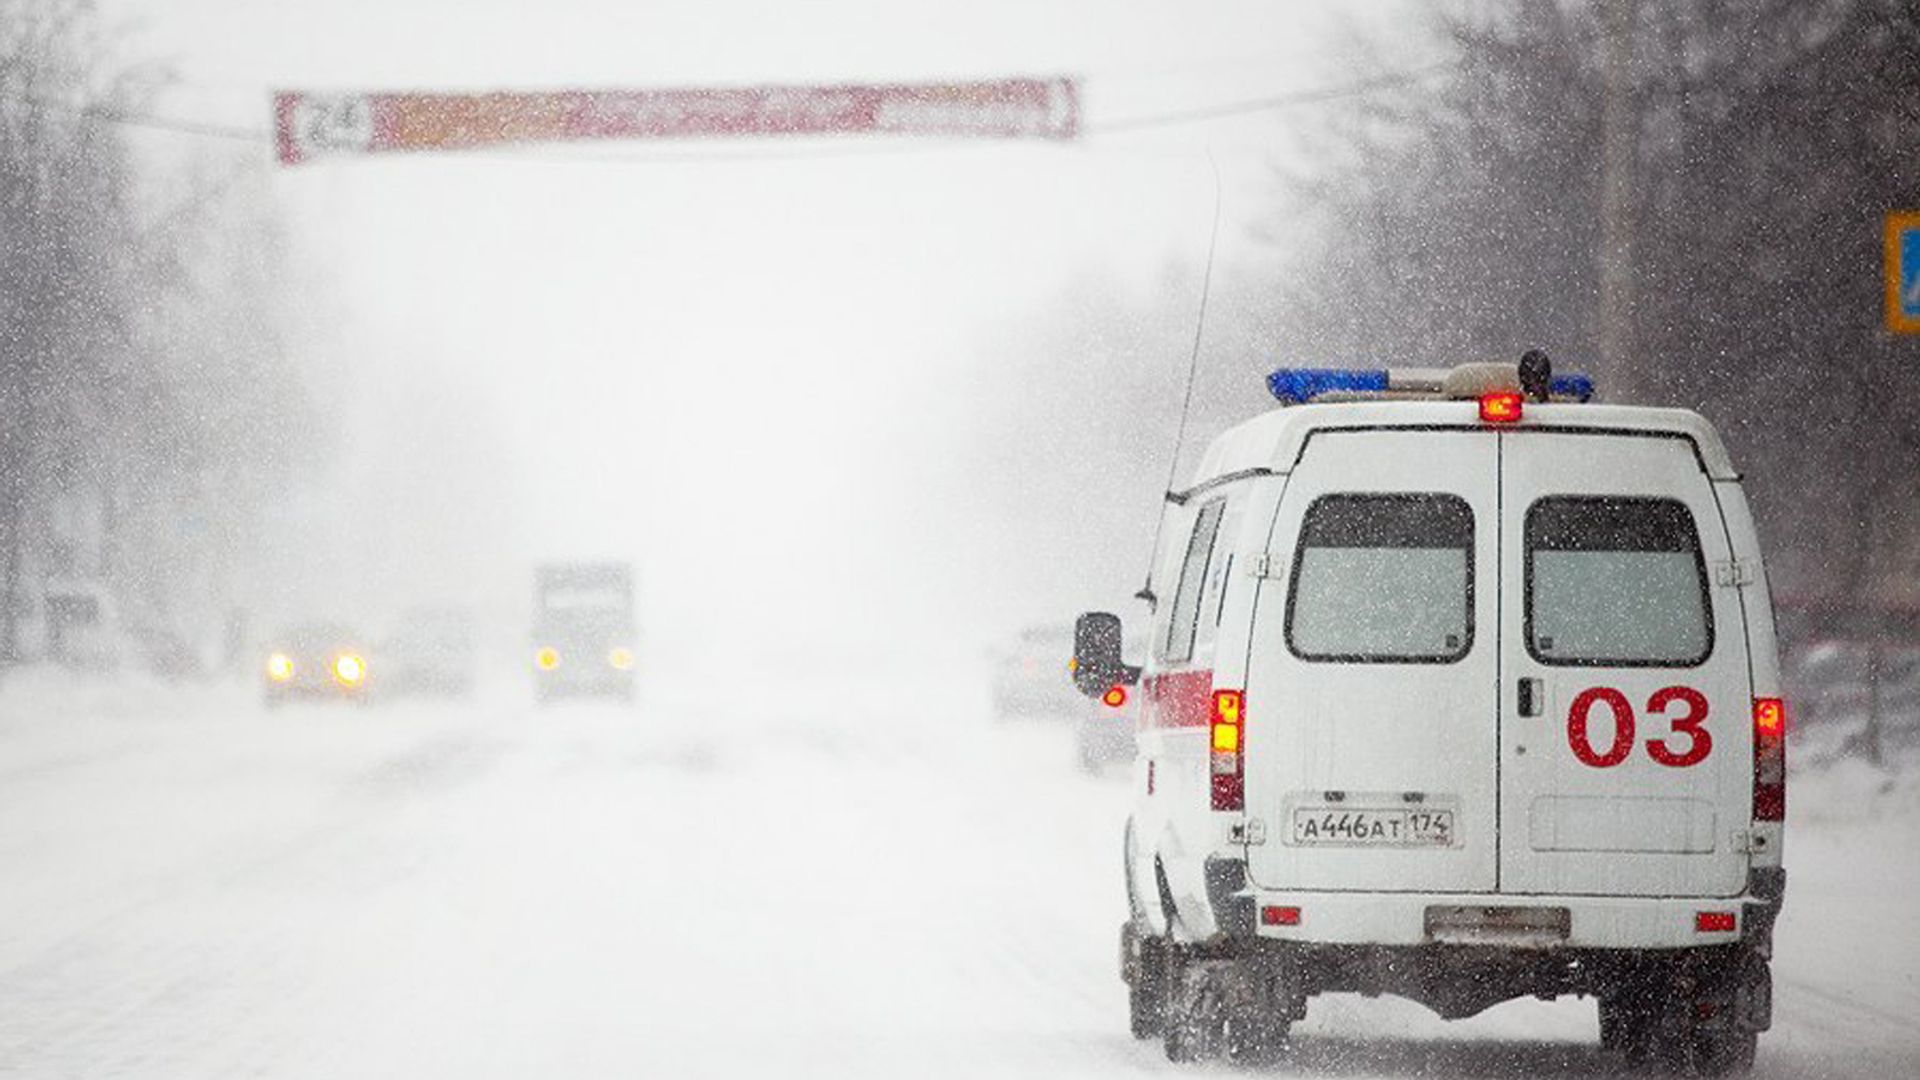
<box><xmin>1</xmin><ymin>671</ymin><xmax>1915</xmax><ymax>1078</ymax></box>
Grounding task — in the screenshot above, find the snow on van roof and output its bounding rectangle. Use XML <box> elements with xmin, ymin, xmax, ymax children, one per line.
<box><xmin>1187</xmin><ymin>401</ymin><xmax>1740</xmax><ymax>489</ymax></box>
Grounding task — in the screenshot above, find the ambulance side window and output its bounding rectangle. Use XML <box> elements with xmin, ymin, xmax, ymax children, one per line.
<box><xmin>1525</xmin><ymin>497</ymin><xmax>1712</xmax><ymax>667</ymax></box>
<box><xmin>1286</xmin><ymin>493</ymin><xmax>1474</xmax><ymax>664</ymax></box>
<box><xmin>1194</xmin><ymin>502</ymin><xmax>1242</xmax><ymax>656</ymax></box>
<box><xmin>1160</xmin><ymin>500</ymin><xmax>1226</xmax><ymax>665</ymax></box>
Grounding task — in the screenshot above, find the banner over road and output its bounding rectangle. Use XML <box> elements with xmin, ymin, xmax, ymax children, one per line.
<box><xmin>274</xmin><ymin>77</ymin><xmax>1078</xmax><ymax>165</ymax></box>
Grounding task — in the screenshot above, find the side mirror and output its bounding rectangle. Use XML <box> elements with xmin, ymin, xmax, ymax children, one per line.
<box><xmin>1072</xmin><ymin>611</ymin><xmax>1141</xmax><ymax>697</ymax></box>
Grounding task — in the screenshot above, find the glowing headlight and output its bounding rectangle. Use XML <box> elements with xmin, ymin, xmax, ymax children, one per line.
<box><xmin>267</xmin><ymin>653</ymin><xmax>295</xmax><ymax>682</ymax></box>
<box><xmin>333</xmin><ymin>653</ymin><xmax>367</xmax><ymax>686</ymax></box>
<box><xmin>535</xmin><ymin>646</ymin><xmax>560</xmax><ymax>671</ymax></box>
<box><xmin>607</xmin><ymin>646</ymin><xmax>634</xmax><ymax>671</ymax></box>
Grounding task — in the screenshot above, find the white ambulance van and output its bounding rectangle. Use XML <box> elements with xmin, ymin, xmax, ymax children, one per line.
<box><xmin>1073</xmin><ymin>357</ymin><xmax>1785</xmax><ymax>1074</ymax></box>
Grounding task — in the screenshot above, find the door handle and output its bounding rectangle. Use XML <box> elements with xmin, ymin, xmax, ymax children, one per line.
<box><xmin>1517</xmin><ymin>677</ymin><xmax>1544</xmax><ymax>718</ymax></box>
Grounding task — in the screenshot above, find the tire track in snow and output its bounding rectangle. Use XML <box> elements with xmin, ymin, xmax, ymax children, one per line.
<box><xmin>0</xmin><ymin>709</ymin><xmax>514</xmax><ymax>1076</ymax></box>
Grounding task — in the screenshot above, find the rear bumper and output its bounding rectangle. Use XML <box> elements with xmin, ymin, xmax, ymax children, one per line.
<box><xmin>1208</xmin><ymin>858</ymin><xmax>1783</xmax><ymax>952</ymax></box>
<box><xmin>1190</xmin><ymin>859</ymin><xmax>1782</xmax><ymax>1024</ymax></box>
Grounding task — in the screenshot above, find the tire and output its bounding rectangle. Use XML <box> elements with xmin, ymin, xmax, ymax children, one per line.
<box><xmin>1637</xmin><ymin>955</ymin><xmax>1762</xmax><ymax>1077</ymax></box>
<box><xmin>1598</xmin><ymin>991</ymin><xmax>1655</xmax><ymax>1066</ymax></box>
<box><xmin>1224</xmin><ymin>1006</ymin><xmax>1290</xmax><ymax>1066</ymax></box>
<box><xmin>1128</xmin><ymin>932</ymin><xmax>1168</xmax><ymax>1040</ymax></box>
<box><xmin>1161</xmin><ymin>993</ymin><xmax>1209</xmax><ymax>1063</ymax></box>
<box><xmin>1676</xmin><ymin>1029</ymin><xmax>1757</xmax><ymax>1077</ymax></box>
<box><xmin>1129</xmin><ymin>972</ymin><xmax>1164</xmax><ymax>1040</ymax></box>
<box><xmin>1163</xmin><ymin>962</ymin><xmax>1227</xmax><ymax>1063</ymax></box>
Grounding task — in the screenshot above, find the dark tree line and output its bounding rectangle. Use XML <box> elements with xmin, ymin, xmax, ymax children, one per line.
<box><xmin>1263</xmin><ymin>0</ymin><xmax>1920</xmax><ymax>626</ymax></box>
<box><xmin>0</xmin><ymin>0</ymin><xmax>321</xmax><ymax>672</ymax></box>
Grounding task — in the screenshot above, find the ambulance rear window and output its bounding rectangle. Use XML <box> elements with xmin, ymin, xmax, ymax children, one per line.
<box><xmin>1525</xmin><ymin>497</ymin><xmax>1712</xmax><ymax>667</ymax></box>
<box><xmin>1286</xmin><ymin>494</ymin><xmax>1474</xmax><ymax>664</ymax></box>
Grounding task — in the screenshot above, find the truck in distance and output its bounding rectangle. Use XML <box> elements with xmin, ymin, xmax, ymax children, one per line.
<box><xmin>531</xmin><ymin>562</ymin><xmax>636</xmax><ymax>704</ymax></box>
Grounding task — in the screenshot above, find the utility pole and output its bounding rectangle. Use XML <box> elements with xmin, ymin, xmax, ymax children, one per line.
<box><xmin>1598</xmin><ymin>0</ymin><xmax>1639</xmax><ymax>396</ymax></box>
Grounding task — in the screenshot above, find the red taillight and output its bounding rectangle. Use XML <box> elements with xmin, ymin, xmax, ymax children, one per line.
<box><xmin>1479</xmin><ymin>391</ymin><xmax>1524</xmax><ymax>423</ymax></box>
<box><xmin>1102</xmin><ymin>685</ymin><xmax>1128</xmax><ymax>709</ymax></box>
<box><xmin>1753</xmin><ymin>697</ymin><xmax>1786</xmax><ymax>822</ymax></box>
<box><xmin>1695</xmin><ymin>911</ymin><xmax>1737</xmax><ymax>934</ymax></box>
<box><xmin>1261</xmin><ymin>905</ymin><xmax>1301</xmax><ymax>927</ymax></box>
<box><xmin>1210</xmin><ymin>689</ymin><xmax>1245</xmax><ymax>811</ymax></box>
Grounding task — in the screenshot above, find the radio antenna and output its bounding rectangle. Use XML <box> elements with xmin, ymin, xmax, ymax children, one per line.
<box><xmin>1137</xmin><ymin>150</ymin><xmax>1223</xmax><ymax>609</ymax></box>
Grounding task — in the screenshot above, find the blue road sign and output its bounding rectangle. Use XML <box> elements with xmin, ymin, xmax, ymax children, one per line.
<box><xmin>1886</xmin><ymin>212</ymin><xmax>1920</xmax><ymax>334</ymax></box>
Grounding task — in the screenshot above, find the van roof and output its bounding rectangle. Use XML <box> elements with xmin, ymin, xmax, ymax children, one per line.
<box><xmin>1188</xmin><ymin>401</ymin><xmax>1738</xmax><ymax>491</ymax></box>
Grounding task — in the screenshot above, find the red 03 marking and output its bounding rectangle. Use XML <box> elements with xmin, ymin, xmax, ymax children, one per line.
<box><xmin>1645</xmin><ymin>685</ymin><xmax>1712</xmax><ymax>767</ymax></box>
<box><xmin>1566</xmin><ymin>687</ymin><xmax>1636</xmax><ymax>767</ymax></box>
<box><xmin>1565</xmin><ymin>686</ymin><xmax>1712</xmax><ymax>769</ymax></box>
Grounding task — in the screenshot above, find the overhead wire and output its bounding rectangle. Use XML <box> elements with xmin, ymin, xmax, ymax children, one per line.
<box><xmin>0</xmin><ymin>55</ymin><xmax>1462</xmax><ymax>163</ymax></box>
<box><xmin>0</xmin><ymin>13</ymin><xmax>1646</xmax><ymax>163</ymax></box>
<box><xmin>12</xmin><ymin>92</ymin><xmax>270</xmax><ymax>143</ymax></box>
<box><xmin>1084</xmin><ymin>60</ymin><xmax>1457</xmax><ymax>135</ymax></box>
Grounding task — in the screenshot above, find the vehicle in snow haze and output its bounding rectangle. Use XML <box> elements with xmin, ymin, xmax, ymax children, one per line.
<box><xmin>990</xmin><ymin>623</ymin><xmax>1083</xmax><ymax>720</ymax></box>
<box><xmin>262</xmin><ymin>622</ymin><xmax>372</xmax><ymax>705</ymax></box>
<box><xmin>1080</xmin><ymin>357</ymin><xmax>1785</xmax><ymax>1074</ymax></box>
<box><xmin>531</xmin><ymin>562</ymin><xmax>637</xmax><ymax>704</ymax></box>
<box><xmin>40</xmin><ymin>579</ymin><xmax>121</xmax><ymax>671</ymax></box>
<box><xmin>1075</xmin><ymin>677</ymin><xmax>1139</xmax><ymax>773</ymax></box>
<box><xmin>377</xmin><ymin>606</ymin><xmax>477</xmax><ymax>698</ymax></box>
<box><xmin>1071</xmin><ymin>620</ymin><xmax>1144</xmax><ymax>771</ymax></box>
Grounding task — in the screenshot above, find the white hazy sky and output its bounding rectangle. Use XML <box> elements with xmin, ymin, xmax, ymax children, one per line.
<box><xmin>103</xmin><ymin>0</ymin><xmax>1416</xmax><ymax>676</ymax></box>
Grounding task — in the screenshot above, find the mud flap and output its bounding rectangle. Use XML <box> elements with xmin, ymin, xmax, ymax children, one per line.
<box><xmin>1202</xmin><ymin>857</ymin><xmax>1254</xmax><ymax>938</ymax></box>
<box><xmin>1735</xmin><ymin>952</ymin><xmax>1772</xmax><ymax>1033</ymax></box>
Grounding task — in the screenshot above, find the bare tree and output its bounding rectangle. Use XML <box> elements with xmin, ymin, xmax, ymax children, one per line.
<box><xmin>1258</xmin><ymin>0</ymin><xmax>1920</xmax><ymax>632</ymax></box>
<box><xmin>0</xmin><ymin>0</ymin><xmax>324</xmax><ymax>673</ymax></box>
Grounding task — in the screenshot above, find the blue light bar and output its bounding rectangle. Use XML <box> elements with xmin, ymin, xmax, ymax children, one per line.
<box><xmin>1267</xmin><ymin>365</ymin><xmax>1598</xmax><ymax>404</ymax></box>
<box><xmin>1549</xmin><ymin>374</ymin><xmax>1596</xmax><ymax>402</ymax></box>
<box><xmin>1266</xmin><ymin>368</ymin><xmax>1388</xmax><ymax>405</ymax></box>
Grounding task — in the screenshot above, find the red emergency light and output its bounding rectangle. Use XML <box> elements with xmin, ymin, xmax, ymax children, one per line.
<box><xmin>1479</xmin><ymin>391</ymin><xmax>1524</xmax><ymax>424</ymax></box>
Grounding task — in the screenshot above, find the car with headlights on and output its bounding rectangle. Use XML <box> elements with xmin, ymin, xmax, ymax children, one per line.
<box><xmin>263</xmin><ymin>622</ymin><xmax>372</xmax><ymax>705</ymax></box>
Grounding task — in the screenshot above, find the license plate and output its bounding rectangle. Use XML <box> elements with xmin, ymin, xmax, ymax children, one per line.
<box><xmin>1290</xmin><ymin>807</ymin><xmax>1455</xmax><ymax>847</ymax></box>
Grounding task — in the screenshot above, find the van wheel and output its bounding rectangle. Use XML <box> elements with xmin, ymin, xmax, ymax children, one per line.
<box><xmin>1640</xmin><ymin>959</ymin><xmax>1760</xmax><ymax>1077</ymax></box>
<box><xmin>1598</xmin><ymin>991</ymin><xmax>1655</xmax><ymax>1065</ymax></box>
<box><xmin>1675</xmin><ymin>1029</ymin><xmax>1757</xmax><ymax>1077</ymax></box>
<box><xmin>1224</xmin><ymin>1006</ymin><xmax>1290</xmax><ymax>1066</ymax></box>
<box><xmin>1125</xmin><ymin>928</ymin><xmax>1169</xmax><ymax>1040</ymax></box>
<box><xmin>1163</xmin><ymin>961</ymin><xmax>1228</xmax><ymax>1063</ymax></box>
